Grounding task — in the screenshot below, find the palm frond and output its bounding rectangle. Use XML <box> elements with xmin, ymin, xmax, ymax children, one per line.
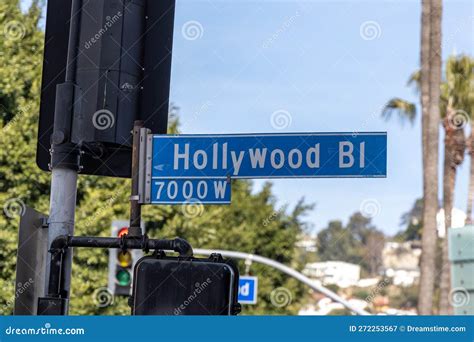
<box><xmin>381</xmin><ymin>98</ymin><xmax>417</xmax><ymax>125</ymax></box>
<box><xmin>407</xmin><ymin>70</ymin><xmax>421</xmax><ymax>93</ymax></box>
<box><xmin>445</xmin><ymin>55</ymin><xmax>474</xmax><ymax>113</ymax></box>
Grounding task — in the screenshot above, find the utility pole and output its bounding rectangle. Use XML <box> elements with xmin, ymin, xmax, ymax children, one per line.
<box><xmin>32</xmin><ymin>0</ymin><xmax>176</xmax><ymax>314</ymax></box>
<box><xmin>46</xmin><ymin>0</ymin><xmax>82</xmax><ymax>307</ymax></box>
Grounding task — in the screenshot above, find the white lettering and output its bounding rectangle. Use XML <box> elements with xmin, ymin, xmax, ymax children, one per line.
<box><xmin>288</xmin><ymin>149</ymin><xmax>302</xmax><ymax>169</ymax></box>
<box><xmin>222</xmin><ymin>143</ymin><xmax>228</xmax><ymax>169</ymax></box>
<box><xmin>212</xmin><ymin>143</ymin><xmax>218</xmax><ymax>169</ymax></box>
<box><xmin>155</xmin><ymin>181</ymin><xmax>165</xmax><ymax>199</ymax></box>
<box><xmin>214</xmin><ymin>181</ymin><xmax>227</xmax><ymax>199</ymax></box>
<box><xmin>193</xmin><ymin>150</ymin><xmax>208</xmax><ymax>170</ymax></box>
<box><xmin>339</xmin><ymin>142</ymin><xmax>354</xmax><ymax>168</ymax></box>
<box><xmin>270</xmin><ymin>149</ymin><xmax>285</xmax><ymax>169</ymax></box>
<box><xmin>240</xmin><ymin>283</ymin><xmax>250</xmax><ymax>296</ymax></box>
<box><xmin>306</xmin><ymin>144</ymin><xmax>320</xmax><ymax>168</ymax></box>
<box><xmin>183</xmin><ymin>181</ymin><xmax>192</xmax><ymax>199</ymax></box>
<box><xmin>249</xmin><ymin>148</ymin><xmax>267</xmax><ymax>168</ymax></box>
<box><xmin>360</xmin><ymin>142</ymin><xmax>365</xmax><ymax>168</ymax></box>
<box><xmin>197</xmin><ymin>181</ymin><xmax>208</xmax><ymax>199</ymax></box>
<box><xmin>168</xmin><ymin>181</ymin><xmax>178</xmax><ymax>199</ymax></box>
<box><xmin>174</xmin><ymin>144</ymin><xmax>189</xmax><ymax>170</ymax></box>
<box><xmin>231</xmin><ymin>151</ymin><xmax>245</xmax><ymax>175</ymax></box>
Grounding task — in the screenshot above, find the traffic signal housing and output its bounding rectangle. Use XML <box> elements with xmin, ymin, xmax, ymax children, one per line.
<box><xmin>37</xmin><ymin>0</ymin><xmax>176</xmax><ymax>177</ymax></box>
<box><xmin>108</xmin><ymin>220</ymin><xmax>145</xmax><ymax>296</ymax></box>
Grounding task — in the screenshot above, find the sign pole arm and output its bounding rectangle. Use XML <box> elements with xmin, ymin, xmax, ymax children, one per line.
<box><xmin>129</xmin><ymin>120</ymin><xmax>144</xmax><ymax>237</ymax></box>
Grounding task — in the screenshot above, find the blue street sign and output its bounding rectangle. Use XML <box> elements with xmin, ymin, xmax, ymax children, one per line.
<box><xmin>151</xmin><ymin>178</ymin><xmax>231</xmax><ymax>204</ymax></box>
<box><xmin>151</xmin><ymin>133</ymin><xmax>387</xmax><ymax>179</ymax></box>
<box><xmin>238</xmin><ymin>276</ymin><xmax>258</xmax><ymax>304</ymax></box>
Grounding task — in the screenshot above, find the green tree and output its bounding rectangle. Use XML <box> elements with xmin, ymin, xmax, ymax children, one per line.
<box><xmin>396</xmin><ymin>198</ymin><xmax>424</xmax><ymax>241</ymax></box>
<box><xmin>346</xmin><ymin>212</ymin><xmax>384</xmax><ymax>276</ymax></box>
<box><xmin>316</xmin><ymin>213</ymin><xmax>385</xmax><ymax>276</ymax></box>
<box><xmin>316</xmin><ymin>220</ymin><xmax>353</xmax><ymax>262</ymax></box>
<box><xmin>0</xmin><ymin>0</ymin><xmax>48</xmax><ymax>315</ymax></box>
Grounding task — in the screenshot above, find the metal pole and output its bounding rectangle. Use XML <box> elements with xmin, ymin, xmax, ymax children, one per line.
<box><xmin>129</xmin><ymin>120</ymin><xmax>144</xmax><ymax>237</ymax></box>
<box><xmin>65</xmin><ymin>0</ymin><xmax>82</xmax><ymax>83</ymax></box>
<box><xmin>42</xmin><ymin>235</ymin><xmax>193</xmax><ymax>302</ymax></box>
<box><xmin>194</xmin><ymin>249</ymin><xmax>370</xmax><ymax>316</ymax></box>
<box><xmin>47</xmin><ymin>170</ymin><xmax>77</xmax><ymax>301</ymax></box>
<box><xmin>46</xmin><ymin>0</ymin><xmax>83</xmax><ymax>309</ymax></box>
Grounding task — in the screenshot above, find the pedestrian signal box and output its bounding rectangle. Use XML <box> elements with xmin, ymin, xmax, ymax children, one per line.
<box><xmin>131</xmin><ymin>254</ymin><xmax>241</xmax><ymax>315</ymax></box>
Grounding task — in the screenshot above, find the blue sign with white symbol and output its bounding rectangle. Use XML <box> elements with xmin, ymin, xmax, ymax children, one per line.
<box><xmin>151</xmin><ymin>178</ymin><xmax>231</xmax><ymax>204</ymax></box>
<box><xmin>151</xmin><ymin>133</ymin><xmax>387</xmax><ymax>179</ymax></box>
<box><xmin>238</xmin><ymin>276</ymin><xmax>258</xmax><ymax>304</ymax></box>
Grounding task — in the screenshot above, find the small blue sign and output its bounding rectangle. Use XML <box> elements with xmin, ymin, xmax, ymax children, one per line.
<box><xmin>238</xmin><ymin>276</ymin><xmax>258</xmax><ymax>304</ymax></box>
<box><xmin>151</xmin><ymin>133</ymin><xmax>387</xmax><ymax>179</ymax></box>
<box><xmin>151</xmin><ymin>178</ymin><xmax>231</xmax><ymax>204</ymax></box>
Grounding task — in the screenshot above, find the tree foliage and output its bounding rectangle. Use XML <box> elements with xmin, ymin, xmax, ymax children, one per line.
<box><xmin>316</xmin><ymin>213</ymin><xmax>385</xmax><ymax>276</ymax></box>
<box><xmin>396</xmin><ymin>198</ymin><xmax>423</xmax><ymax>241</ymax></box>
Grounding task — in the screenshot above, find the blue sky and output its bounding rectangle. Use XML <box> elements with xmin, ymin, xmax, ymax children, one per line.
<box><xmin>33</xmin><ymin>0</ymin><xmax>473</xmax><ymax>236</ymax></box>
<box><xmin>169</xmin><ymin>0</ymin><xmax>473</xmax><ymax>235</ymax></box>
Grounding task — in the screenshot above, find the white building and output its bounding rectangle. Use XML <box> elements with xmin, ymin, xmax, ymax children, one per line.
<box><xmin>303</xmin><ymin>261</ymin><xmax>360</xmax><ymax>288</ymax></box>
<box><xmin>295</xmin><ymin>234</ymin><xmax>317</xmax><ymax>252</ymax></box>
<box><xmin>299</xmin><ymin>298</ymin><xmax>368</xmax><ymax>316</ymax></box>
<box><xmin>437</xmin><ymin>207</ymin><xmax>466</xmax><ymax>238</ymax></box>
<box><xmin>382</xmin><ymin>241</ymin><xmax>421</xmax><ymax>287</ymax></box>
<box><xmin>357</xmin><ymin>278</ymin><xmax>380</xmax><ymax>288</ymax></box>
<box><xmin>385</xmin><ymin>268</ymin><xmax>420</xmax><ymax>287</ymax></box>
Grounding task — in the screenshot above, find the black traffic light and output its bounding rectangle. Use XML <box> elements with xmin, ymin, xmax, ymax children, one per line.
<box><xmin>108</xmin><ymin>221</ymin><xmax>144</xmax><ymax>296</ymax></box>
<box><xmin>131</xmin><ymin>254</ymin><xmax>241</xmax><ymax>315</ymax></box>
<box><xmin>37</xmin><ymin>0</ymin><xmax>176</xmax><ymax>177</ymax></box>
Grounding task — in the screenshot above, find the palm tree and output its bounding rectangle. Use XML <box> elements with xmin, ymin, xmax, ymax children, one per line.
<box><xmin>438</xmin><ymin>56</ymin><xmax>473</xmax><ymax>314</ymax></box>
<box><xmin>382</xmin><ymin>55</ymin><xmax>473</xmax><ymax>314</ymax></box>
<box><xmin>467</xmin><ymin>129</ymin><xmax>474</xmax><ymax>224</ymax></box>
<box><xmin>464</xmin><ymin>67</ymin><xmax>474</xmax><ymax>225</ymax></box>
<box><xmin>419</xmin><ymin>0</ymin><xmax>441</xmax><ymax>315</ymax></box>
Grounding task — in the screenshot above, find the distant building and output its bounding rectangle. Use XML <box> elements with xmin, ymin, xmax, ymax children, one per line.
<box><xmin>437</xmin><ymin>208</ymin><xmax>466</xmax><ymax>238</ymax></box>
<box><xmin>382</xmin><ymin>241</ymin><xmax>421</xmax><ymax>287</ymax></box>
<box><xmin>295</xmin><ymin>234</ymin><xmax>317</xmax><ymax>253</ymax></box>
<box><xmin>303</xmin><ymin>261</ymin><xmax>360</xmax><ymax>288</ymax></box>
<box><xmin>382</xmin><ymin>308</ymin><xmax>417</xmax><ymax>315</ymax></box>
<box><xmin>357</xmin><ymin>278</ymin><xmax>380</xmax><ymax>288</ymax></box>
<box><xmin>298</xmin><ymin>297</ymin><xmax>368</xmax><ymax>316</ymax></box>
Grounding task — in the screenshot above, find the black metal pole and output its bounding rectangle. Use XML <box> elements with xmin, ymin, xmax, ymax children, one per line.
<box><xmin>65</xmin><ymin>0</ymin><xmax>82</xmax><ymax>82</ymax></box>
<box><xmin>43</xmin><ymin>235</ymin><xmax>193</xmax><ymax>302</ymax></box>
<box><xmin>68</xmin><ymin>236</ymin><xmax>193</xmax><ymax>256</ymax></box>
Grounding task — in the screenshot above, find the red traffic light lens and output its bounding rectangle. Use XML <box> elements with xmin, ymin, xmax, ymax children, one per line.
<box><xmin>117</xmin><ymin>227</ymin><xmax>128</xmax><ymax>237</ymax></box>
